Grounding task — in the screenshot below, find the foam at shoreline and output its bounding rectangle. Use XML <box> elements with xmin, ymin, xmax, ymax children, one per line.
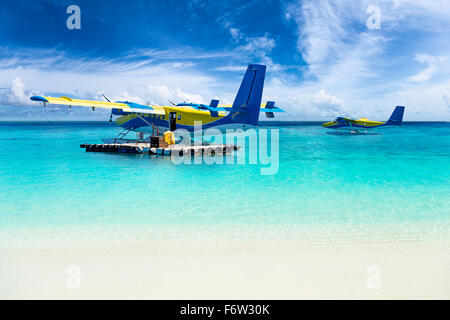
<box><xmin>1</xmin><ymin>221</ymin><xmax>449</xmax><ymax>249</ymax></box>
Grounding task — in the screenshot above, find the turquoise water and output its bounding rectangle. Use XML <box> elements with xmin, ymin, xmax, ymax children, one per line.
<box><xmin>0</xmin><ymin>122</ymin><xmax>449</xmax><ymax>229</ymax></box>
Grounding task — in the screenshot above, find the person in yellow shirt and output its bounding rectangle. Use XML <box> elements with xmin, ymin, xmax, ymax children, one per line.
<box><xmin>163</xmin><ymin>131</ymin><xmax>175</xmax><ymax>145</ymax></box>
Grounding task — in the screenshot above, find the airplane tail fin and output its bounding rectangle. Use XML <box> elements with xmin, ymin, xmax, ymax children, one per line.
<box><xmin>386</xmin><ymin>106</ymin><xmax>405</xmax><ymax>126</ymax></box>
<box><xmin>264</xmin><ymin>101</ymin><xmax>275</xmax><ymax>118</ymax></box>
<box><xmin>226</xmin><ymin>64</ymin><xmax>266</xmax><ymax>126</ymax></box>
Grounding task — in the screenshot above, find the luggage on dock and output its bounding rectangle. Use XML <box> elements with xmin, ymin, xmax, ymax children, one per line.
<box><xmin>150</xmin><ymin>136</ymin><xmax>160</xmax><ymax>148</ymax></box>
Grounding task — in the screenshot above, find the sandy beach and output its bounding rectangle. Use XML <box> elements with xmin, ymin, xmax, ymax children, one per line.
<box><xmin>1</xmin><ymin>225</ymin><xmax>449</xmax><ymax>299</ymax></box>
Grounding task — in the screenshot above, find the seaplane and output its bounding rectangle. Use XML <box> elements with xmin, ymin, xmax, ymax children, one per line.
<box><xmin>30</xmin><ymin>64</ymin><xmax>283</xmax><ymax>135</ymax></box>
<box><xmin>322</xmin><ymin>106</ymin><xmax>405</xmax><ymax>134</ymax></box>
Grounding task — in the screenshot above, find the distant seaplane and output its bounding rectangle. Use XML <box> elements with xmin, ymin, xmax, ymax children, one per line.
<box><xmin>322</xmin><ymin>106</ymin><xmax>405</xmax><ymax>134</ymax></box>
<box><xmin>30</xmin><ymin>64</ymin><xmax>283</xmax><ymax>134</ymax></box>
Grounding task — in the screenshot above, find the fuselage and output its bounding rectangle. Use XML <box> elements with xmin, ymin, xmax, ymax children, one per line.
<box><xmin>115</xmin><ymin>106</ymin><xmax>254</xmax><ymax>133</ymax></box>
<box><xmin>322</xmin><ymin>117</ymin><xmax>386</xmax><ymax>130</ymax></box>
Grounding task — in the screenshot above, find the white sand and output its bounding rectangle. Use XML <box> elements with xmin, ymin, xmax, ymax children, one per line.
<box><xmin>0</xmin><ymin>225</ymin><xmax>449</xmax><ymax>299</ymax></box>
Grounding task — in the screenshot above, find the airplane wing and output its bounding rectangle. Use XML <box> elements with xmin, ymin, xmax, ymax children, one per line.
<box><xmin>171</xmin><ymin>101</ymin><xmax>284</xmax><ymax>119</ymax></box>
<box><xmin>172</xmin><ymin>102</ymin><xmax>284</xmax><ymax>113</ymax></box>
<box><xmin>338</xmin><ymin>117</ymin><xmax>357</xmax><ymax>125</ymax></box>
<box><xmin>30</xmin><ymin>96</ymin><xmax>166</xmax><ymax>115</ymax></box>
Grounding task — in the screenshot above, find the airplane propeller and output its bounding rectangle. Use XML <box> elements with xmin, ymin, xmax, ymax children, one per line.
<box><xmin>102</xmin><ymin>94</ymin><xmax>113</xmax><ymax>122</ymax></box>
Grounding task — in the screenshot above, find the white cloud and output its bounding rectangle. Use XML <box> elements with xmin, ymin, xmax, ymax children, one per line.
<box><xmin>292</xmin><ymin>0</ymin><xmax>345</xmax><ymax>76</ymax></box>
<box><xmin>223</xmin><ymin>23</ymin><xmax>280</xmax><ymax>70</ymax></box>
<box><xmin>229</xmin><ymin>27</ymin><xmax>242</xmax><ymax>41</ymax></box>
<box><xmin>285</xmin><ymin>0</ymin><xmax>387</xmax><ymax>81</ymax></box>
<box><xmin>0</xmin><ymin>48</ymin><xmax>215</xmax><ymax>106</ymax></box>
<box><xmin>127</xmin><ymin>47</ymin><xmax>234</xmax><ymax>61</ymax></box>
<box><xmin>239</xmin><ymin>34</ymin><xmax>276</xmax><ymax>53</ymax></box>
<box><xmin>311</xmin><ymin>89</ymin><xmax>348</xmax><ymax>116</ymax></box>
<box><xmin>0</xmin><ymin>77</ymin><xmax>40</xmax><ymax>106</ymax></box>
<box><xmin>408</xmin><ymin>66</ymin><xmax>435</xmax><ymax>83</ymax></box>
<box><xmin>72</xmin><ymin>83</ymin><xmax>206</xmax><ymax>106</ymax></box>
<box><xmin>391</xmin><ymin>0</ymin><xmax>450</xmax><ymax>21</ymax></box>
<box><xmin>408</xmin><ymin>54</ymin><xmax>448</xmax><ymax>83</ymax></box>
<box><xmin>144</xmin><ymin>85</ymin><xmax>204</xmax><ymax>105</ymax></box>
<box><xmin>214</xmin><ymin>66</ymin><xmax>248</xmax><ymax>72</ymax></box>
<box><xmin>0</xmin><ymin>48</ymin><xmax>216</xmax><ymax>121</ymax></box>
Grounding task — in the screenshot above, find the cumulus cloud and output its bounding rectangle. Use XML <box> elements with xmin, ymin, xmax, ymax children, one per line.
<box><xmin>261</xmin><ymin>79</ymin><xmax>352</xmax><ymax>120</ymax></box>
<box><xmin>311</xmin><ymin>89</ymin><xmax>348</xmax><ymax>116</ymax></box>
<box><xmin>0</xmin><ymin>77</ymin><xmax>40</xmax><ymax>106</ymax></box>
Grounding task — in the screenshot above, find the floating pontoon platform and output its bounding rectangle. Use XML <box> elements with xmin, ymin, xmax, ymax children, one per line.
<box><xmin>80</xmin><ymin>142</ymin><xmax>240</xmax><ymax>156</ymax></box>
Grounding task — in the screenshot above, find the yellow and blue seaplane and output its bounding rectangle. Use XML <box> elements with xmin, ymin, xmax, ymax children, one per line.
<box><xmin>322</xmin><ymin>106</ymin><xmax>405</xmax><ymax>134</ymax></box>
<box><xmin>30</xmin><ymin>64</ymin><xmax>283</xmax><ymax>135</ymax></box>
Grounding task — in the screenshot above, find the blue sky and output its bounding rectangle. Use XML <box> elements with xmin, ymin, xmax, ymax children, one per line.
<box><xmin>0</xmin><ymin>0</ymin><xmax>449</xmax><ymax>120</ymax></box>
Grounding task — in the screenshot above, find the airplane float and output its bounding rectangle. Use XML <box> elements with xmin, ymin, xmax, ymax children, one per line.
<box><xmin>30</xmin><ymin>64</ymin><xmax>283</xmax><ymax>134</ymax></box>
<box><xmin>322</xmin><ymin>106</ymin><xmax>405</xmax><ymax>134</ymax></box>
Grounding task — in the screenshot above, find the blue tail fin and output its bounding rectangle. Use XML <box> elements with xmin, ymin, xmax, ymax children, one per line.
<box><xmin>264</xmin><ymin>101</ymin><xmax>275</xmax><ymax>118</ymax></box>
<box><xmin>386</xmin><ymin>106</ymin><xmax>405</xmax><ymax>126</ymax></box>
<box><xmin>227</xmin><ymin>64</ymin><xmax>266</xmax><ymax>126</ymax></box>
<box><xmin>207</xmin><ymin>99</ymin><xmax>219</xmax><ymax>117</ymax></box>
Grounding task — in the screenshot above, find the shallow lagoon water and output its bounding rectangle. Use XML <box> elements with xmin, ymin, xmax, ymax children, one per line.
<box><xmin>0</xmin><ymin>122</ymin><xmax>449</xmax><ymax>236</ymax></box>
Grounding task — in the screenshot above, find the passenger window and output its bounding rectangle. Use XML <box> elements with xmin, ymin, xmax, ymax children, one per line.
<box><xmin>178</xmin><ymin>115</ymin><xmax>181</xmax><ymax>120</ymax></box>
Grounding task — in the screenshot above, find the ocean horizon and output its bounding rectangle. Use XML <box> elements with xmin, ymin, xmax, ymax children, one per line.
<box><xmin>1</xmin><ymin>120</ymin><xmax>448</xmax><ymax>123</ymax></box>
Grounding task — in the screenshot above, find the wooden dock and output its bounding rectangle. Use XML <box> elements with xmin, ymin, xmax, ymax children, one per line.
<box><xmin>80</xmin><ymin>143</ymin><xmax>240</xmax><ymax>155</ymax></box>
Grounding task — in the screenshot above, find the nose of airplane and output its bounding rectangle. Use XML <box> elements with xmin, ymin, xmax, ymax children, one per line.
<box><xmin>322</xmin><ymin>121</ymin><xmax>335</xmax><ymax>127</ymax></box>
